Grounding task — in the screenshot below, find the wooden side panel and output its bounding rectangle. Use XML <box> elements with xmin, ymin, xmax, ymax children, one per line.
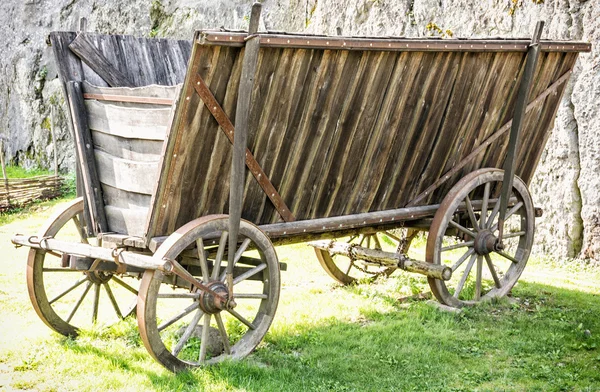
<box><xmin>146</xmin><ymin>43</ymin><xmax>580</xmax><ymax>238</ymax></box>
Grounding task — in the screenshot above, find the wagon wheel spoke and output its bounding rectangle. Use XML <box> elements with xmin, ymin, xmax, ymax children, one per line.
<box><xmin>453</xmin><ymin>253</ymin><xmax>477</xmax><ymax>299</ymax></box>
<box><xmin>475</xmin><ymin>256</ymin><xmax>483</xmax><ymax>300</ymax></box>
<box><xmin>486</xmin><ymin>195</ymin><xmax>502</xmax><ymax>229</ymax></box>
<box><xmin>480</xmin><ymin>183</ymin><xmax>490</xmax><ymax>229</ymax></box>
<box><xmin>111</xmin><ymin>276</ymin><xmax>138</xmax><ymax>295</ymax></box>
<box><xmin>172</xmin><ymin>309</ymin><xmax>204</xmax><ymax>357</ymax></box>
<box><xmin>214</xmin><ymin>313</ymin><xmax>231</xmax><ymax>354</ymax></box>
<box><xmin>196</xmin><ymin>237</ymin><xmax>210</xmax><ymax>282</ymax></box>
<box><xmin>91</xmin><ymin>283</ymin><xmax>101</xmax><ymax>323</ymax></box>
<box><xmin>441</xmin><ymin>240</ymin><xmax>475</xmax><ymax>252</ymax></box>
<box><xmin>372</xmin><ymin>234</ymin><xmax>382</xmax><ymax>250</ymax></box>
<box><xmin>234</xmin><ymin>293</ymin><xmax>268</xmax><ymax>299</ymax></box>
<box><xmin>464</xmin><ymin>195</ymin><xmax>480</xmax><ymax>232</ymax></box>
<box><xmin>102</xmin><ymin>282</ymin><xmax>123</xmax><ymax>319</ymax></box>
<box><xmin>484</xmin><ymin>254</ymin><xmax>502</xmax><ymax>289</ymax></box>
<box><xmin>450</xmin><ymin>248</ymin><xmax>475</xmax><ymax>272</ymax></box>
<box><xmin>346</xmin><ymin>235</ymin><xmax>358</xmax><ymax>243</ymax></box>
<box><xmin>48</xmin><ymin>275</ymin><xmax>88</xmax><ymax>304</ymax></box>
<box><xmin>198</xmin><ymin>314</ymin><xmax>212</xmax><ymax>362</ymax></box>
<box><xmin>383</xmin><ymin>231</ymin><xmax>401</xmax><ymax>242</ymax></box>
<box><xmin>158</xmin><ymin>302</ymin><xmax>200</xmax><ymax>332</ymax></box>
<box><xmin>227</xmin><ymin>308</ymin><xmax>256</xmax><ymax>330</ymax></box>
<box><xmin>448</xmin><ymin>220</ymin><xmax>476</xmax><ymax>238</ymax></box>
<box><xmin>233</xmin><ymin>263</ymin><xmax>267</xmax><ymax>285</ymax></box>
<box><xmin>212</xmin><ymin>231</ymin><xmax>229</xmax><ymax>280</ymax></box>
<box><xmin>344</xmin><ymin>260</ymin><xmax>354</xmax><ymax>276</ymax></box>
<box><xmin>502</xmin><ymin>231</ymin><xmax>526</xmax><ymax>239</ymax></box>
<box><xmin>490</xmin><ymin>201</ymin><xmax>524</xmax><ymax>233</ymax></box>
<box><xmin>220</xmin><ymin>237</ymin><xmax>252</xmax><ymax>282</ymax></box>
<box><xmin>71</xmin><ymin>215</ymin><xmax>89</xmax><ymax>244</ymax></box>
<box><xmin>66</xmin><ymin>281</ymin><xmax>93</xmax><ymax>323</ymax></box>
<box><xmin>496</xmin><ymin>250</ymin><xmax>519</xmax><ymax>264</ymax></box>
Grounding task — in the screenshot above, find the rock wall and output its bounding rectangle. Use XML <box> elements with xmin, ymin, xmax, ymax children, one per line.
<box><xmin>0</xmin><ymin>0</ymin><xmax>598</xmax><ymax>260</ymax></box>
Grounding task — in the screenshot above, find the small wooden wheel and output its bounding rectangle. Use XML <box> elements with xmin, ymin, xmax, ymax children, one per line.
<box><xmin>314</xmin><ymin>230</ymin><xmax>416</xmax><ymax>285</ymax></box>
<box><xmin>426</xmin><ymin>169</ymin><xmax>534</xmax><ymax>307</ymax></box>
<box><xmin>27</xmin><ymin>198</ymin><xmax>139</xmax><ymax>336</ymax></box>
<box><xmin>137</xmin><ymin>215</ymin><xmax>280</xmax><ymax>371</ymax></box>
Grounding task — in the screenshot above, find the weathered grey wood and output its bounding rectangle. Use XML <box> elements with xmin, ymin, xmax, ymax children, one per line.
<box><xmin>94</xmin><ymin>150</ymin><xmax>158</xmax><ymax>195</ymax></box>
<box><xmin>100</xmin><ymin>233</ymin><xmax>147</xmax><ymax>249</ymax></box>
<box><xmin>91</xmin><ymin>131</ymin><xmax>163</xmax><ymax>162</ymax></box>
<box><xmin>101</xmin><ymin>183</ymin><xmax>153</xmax><ymax>209</ymax></box>
<box><xmin>85</xmin><ymin>100</ymin><xmax>172</xmax><ymax>140</ymax></box>
<box><xmin>82</xmin><ymin>81</ymin><xmax>181</xmax><ymax>103</ymax></box>
<box><xmin>308</xmin><ymin>240</ymin><xmax>452</xmax><ymax>280</ymax></box>
<box><xmin>12</xmin><ymin>234</ymin><xmax>163</xmax><ymax>271</ymax></box>
<box><xmin>69</xmin><ymin>33</ymin><xmax>135</xmax><ymax>87</ymax></box>
<box><xmin>104</xmin><ymin>205</ymin><xmax>149</xmax><ymax>236</ymax></box>
<box><xmin>66</xmin><ymin>81</ymin><xmax>108</xmax><ymax>234</ymax></box>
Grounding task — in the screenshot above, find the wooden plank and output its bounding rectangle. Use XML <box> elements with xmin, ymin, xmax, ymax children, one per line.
<box><xmin>66</xmin><ymin>81</ymin><xmax>108</xmax><ymax>234</ymax></box>
<box><xmin>82</xmin><ymin>80</ymin><xmax>181</xmax><ymax>100</ymax></box>
<box><xmin>85</xmin><ymin>100</ymin><xmax>172</xmax><ymax>140</ymax></box>
<box><xmin>69</xmin><ymin>33</ymin><xmax>134</xmax><ymax>87</ymax></box>
<box><xmin>104</xmin><ymin>205</ymin><xmax>149</xmax><ymax>236</ymax></box>
<box><xmin>192</xmin><ymin>72</ymin><xmax>296</xmax><ymax>222</ymax></box>
<box><xmin>101</xmin><ymin>183</ymin><xmax>152</xmax><ymax>209</ymax></box>
<box><xmin>91</xmin><ymin>130</ymin><xmax>163</xmax><ymax>162</ymax></box>
<box><xmin>144</xmin><ymin>34</ymin><xmax>208</xmax><ymax>239</ymax></box>
<box><xmin>94</xmin><ymin>150</ymin><xmax>159</xmax><ymax>195</ymax></box>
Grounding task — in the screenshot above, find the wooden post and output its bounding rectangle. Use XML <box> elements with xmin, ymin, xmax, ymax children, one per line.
<box><xmin>66</xmin><ymin>81</ymin><xmax>108</xmax><ymax>234</ymax></box>
<box><xmin>50</xmin><ymin>106</ymin><xmax>59</xmax><ymax>176</ymax></box>
<box><xmin>227</xmin><ymin>2</ymin><xmax>262</xmax><ymax>290</ymax></box>
<box><xmin>0</xmin><ymin>140</ymin><xmax>10</xmax><ymax>207</ymax></box>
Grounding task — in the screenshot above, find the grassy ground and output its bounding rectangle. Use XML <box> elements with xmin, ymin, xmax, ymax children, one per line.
<box><xmin>0</xmin><ymin>198</ymin><xmax>599</xmax><ymax>391</ymax></box>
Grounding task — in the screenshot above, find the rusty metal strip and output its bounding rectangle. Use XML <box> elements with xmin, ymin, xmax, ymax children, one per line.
<box><xmin>406</xmin><ymin>68</ymin><xmax>574</xmax><ymax>207</ymax></box>
<box><xmin>198</xmin><ymin>32</ymin><xmax>592</xmax><ymax>53</ymax></box>
<box><xmin>83</xmin><ymin>93</ymin><xmax>174</xmax><ymax>106</ymax></box>
<box><xmin>192</xmin><ymin>73</ymin><xmax>296</xmax><ymax>222</ymax></box>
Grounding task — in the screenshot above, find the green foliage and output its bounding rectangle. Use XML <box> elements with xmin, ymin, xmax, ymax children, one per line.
<box><xmin>426</xmin><ymin>22</ymin><xmax>453</xmax><ymax>38</ymax></box>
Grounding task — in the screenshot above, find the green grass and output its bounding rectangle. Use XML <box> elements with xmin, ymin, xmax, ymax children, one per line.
<box><xmin>0</xmin><ymin>199</ymin><xmax>599</xmax><ymax>391</ymax></box>
<box><xmin>2</xmin><ymin>165</ymin><xmax>54</xmax><ymax>178</ymax></box>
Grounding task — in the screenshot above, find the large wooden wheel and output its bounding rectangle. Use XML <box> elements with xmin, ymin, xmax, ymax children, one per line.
<box><xmin>26</xmin><ymin>198</ymin><xmax>139</xmax><ymax>336</ymax></box>
<box><xmin>426</xmin><ymin>169</ymin><xmax>534</xmax><ymax>308</ymax></box>
<box><xmin>314</xmin><ymin>230</ymin><xmax>417</xmax><ymax>285</ymax></box>
<box><xmin>137</xmin><ymin>215</ymin><xmax>280</xmax><ymax>372</ymax></box>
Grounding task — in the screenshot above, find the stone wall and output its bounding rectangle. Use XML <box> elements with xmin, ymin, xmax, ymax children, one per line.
<box><xmin>0</xmin><ymin>0</ymin><xmax>598</xmax><ymax>260</ymax></box>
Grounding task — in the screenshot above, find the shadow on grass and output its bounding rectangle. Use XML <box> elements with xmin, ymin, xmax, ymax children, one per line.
<box><xmin>60</xmin><ymin>280</ymin><xmax>600</xmax><ymax>392</ymax></box>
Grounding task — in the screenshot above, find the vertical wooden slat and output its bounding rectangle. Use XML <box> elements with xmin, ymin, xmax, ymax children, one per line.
<box><xmin>66</xmin><ymin>81</ymin><xmax>108</xmax><ymax>234</ymax></box>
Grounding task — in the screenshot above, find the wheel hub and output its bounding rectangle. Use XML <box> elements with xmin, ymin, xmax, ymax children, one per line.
<box><xmin>85</xmin><ymin>271</ymin><xmax>112</xmax><ymax>284</ymax></box>
<box><xmin>198</xmin><ymin>281</ymin><xmax>230</xmax><ymax>314</ymax></box>
<box><xmin>473</xmin><ymin>230</ymin><xmax>503</xmax><ymax>255</ymax></box>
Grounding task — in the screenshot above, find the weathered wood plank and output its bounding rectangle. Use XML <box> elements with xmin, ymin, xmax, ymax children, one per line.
<box><xmin>91</xmin><ymin>130</ymin><xmax>163</xmax><ymax>162</ymax></box>
<box><xmin>69</xmin><ymin>33</ymin><xmax>134</xmax><ymax>87</ymax></box>
<box><xmin>104</xmin><ymin>205</ymin><xmax>149</xmax><ymax>236</ymax></box>
<box><xmin>66</xmin><ymin>81</ymin><xmax>108</xmax><ymax>234</ymax></box>
<box><xmin>85</xmin><ymin>100</ymin><xmax>171</xmax><ymax>140</ymax></box>
<box><xmin>101</xmin><ymin>183</ymin><xmax>152</xmax><ymax>209</ymax></box>
<box><xmin>94</xmin><ymin>150</ymin><xmax>158</xmax><ymax>195</ymax></box>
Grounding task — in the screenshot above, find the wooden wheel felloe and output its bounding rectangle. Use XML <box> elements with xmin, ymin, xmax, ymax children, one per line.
<box><xmin>26</xmin><ymin>198</ymin><xmax>139</xmax><ymax>336</ymax></box>
<box><xmin>314</xmin><ymin>230</ymin><xmax>416</xmax><ymax>285</ymax></box>
<box><xmin>137</xmin><ymin>215</ymin><xmax>280</xmax><ymax>372</ymax></box>
<box><xmin>426</xmin><ymin>169</ymin><xmax>535</xmax><ymax>308</ymax></box>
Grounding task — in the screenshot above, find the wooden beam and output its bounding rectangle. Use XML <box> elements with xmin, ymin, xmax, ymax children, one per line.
<box><xmin>83</xmin><ymin>93</ymin><xmax>174</xmax><ymax>106</ymax></box>
<box><xmin>66</xmin><ymin>81</ymin><xmax>108</xmax><ymax>234</ymax></box>
<box><xmin>69</xmin><ymin>33</ymin><xmax>135</xmax><ymax>87</ymax></box>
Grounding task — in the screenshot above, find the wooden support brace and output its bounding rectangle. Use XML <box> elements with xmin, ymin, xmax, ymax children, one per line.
<box><xmin>192</xmin><ymin>73</ymin><xmax>296</xmax><ymax>223</ymax></box>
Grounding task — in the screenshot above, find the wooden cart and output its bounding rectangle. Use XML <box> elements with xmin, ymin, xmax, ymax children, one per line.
<box><xmin>12</xmin><ymin>4</ymin><xmax>591</xmax><ymax>371</ymax></box>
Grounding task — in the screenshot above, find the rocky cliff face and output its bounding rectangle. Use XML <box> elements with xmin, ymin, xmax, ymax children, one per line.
<box><xmin>0</xmin><ymin>0</ymin><xmax>598</xmax><ymax>260</ymax></box>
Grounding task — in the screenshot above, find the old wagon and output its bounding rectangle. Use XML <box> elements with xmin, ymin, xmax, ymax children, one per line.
<box><xmin>12</xmin><ymin>3</ymin><xmax>591</xmax><ymax>371</ymax></box>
